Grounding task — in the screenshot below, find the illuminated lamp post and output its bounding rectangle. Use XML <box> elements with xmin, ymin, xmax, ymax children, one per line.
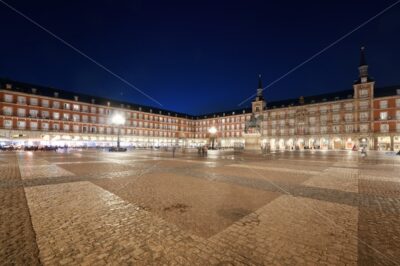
<box><xmin>208</xmin><ymin>126</ymin><xmax>217</xmax><ymax>149</ymax></box>
<box><xmin>112</xmin><ymin>113</ymin><xmax>126</xmax><ymax>150</ymax></box>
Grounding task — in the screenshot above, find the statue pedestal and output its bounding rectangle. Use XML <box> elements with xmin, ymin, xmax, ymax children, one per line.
<box><xmin>243</xmin><ymin>132</ymin><xmax>261</xmax><ymax>151</ymax></box>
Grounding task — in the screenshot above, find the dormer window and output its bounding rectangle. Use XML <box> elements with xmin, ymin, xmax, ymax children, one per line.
<box><xmin>54</xmin><ymin>92</ymin><xmax>59</xmax><ymax>98</ymax></box>
<box><xmin>5</xmin><ymin>83</ymin><xmax>12</xmax><ymax>89</ymax></box>
<box><xmin>74</xmin><ymin>96</ymin><xmax>79</xmax><ymax>101</ymax></box>
<box><xmin>91</xmin><ymin>99</ymin><xmax>95</xmax><ymax>104</ymax></box>
<box><xmin>32</xmin><ymin>88</ymin><xmax>37</xmax><ymax>94</ymax></box>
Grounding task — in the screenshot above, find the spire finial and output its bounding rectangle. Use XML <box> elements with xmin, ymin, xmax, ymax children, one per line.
<box><xmin>258</xmin><ymin>74</ymin><xmax>262</xmax><ymax>89</ymax></box>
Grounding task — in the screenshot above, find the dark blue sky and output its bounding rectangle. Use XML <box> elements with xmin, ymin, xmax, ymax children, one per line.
<box><xmin>1</xmin><ymin>0</ymin><xmax>400</xmax><ymax>115</ymax></box>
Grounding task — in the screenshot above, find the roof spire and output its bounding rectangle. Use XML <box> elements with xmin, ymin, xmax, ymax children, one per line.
<box><xmin>360</xmin><ymin>46</ymin><xmax>367</xmax><ymax>66</ymax></box>
<box><xmin>258</xmin><ymin>74</ymin><xmax>262</xmax><ymax>89</ymax></box>
<box><xmin>256</xmin><ymin>74</ymin><xmax>264</xmax><ymax>101</ymax></box>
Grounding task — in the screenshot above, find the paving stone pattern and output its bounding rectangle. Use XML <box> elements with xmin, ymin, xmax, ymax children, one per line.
<box><xmin>0</xmin><ymin>149</ymin><xmax>399</xmax><ymax>265</ymax></box>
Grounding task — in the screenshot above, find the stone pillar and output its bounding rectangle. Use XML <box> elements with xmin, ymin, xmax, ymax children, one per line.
<box><xmin>390</xmin><ymin>136</ymin><xmax>394</xmax><ymax>151</ymax></box>
<box><xmin>373</xmin><ymin>137</ymin><xmax>378</xmax><ymax>150</ymax></box>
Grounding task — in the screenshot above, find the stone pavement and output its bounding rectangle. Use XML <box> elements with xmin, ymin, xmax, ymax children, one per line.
<box><xmin>0</xmin><ymin>149</ymin><xmax>399</xmax><ymax>265</ymax></box>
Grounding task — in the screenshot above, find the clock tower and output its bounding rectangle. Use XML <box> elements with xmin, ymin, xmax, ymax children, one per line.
<box><xmin>252</xmin><ymin>74</ymin><xmax>266</xmax><ymax>114</ymax></box>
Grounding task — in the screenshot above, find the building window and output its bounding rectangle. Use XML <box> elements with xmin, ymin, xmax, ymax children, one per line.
<box><xmin>360</xmin><ymin>89</ymin><xmax>368</xmax><ymax>97</ymax></box>
<box><xmin>345</xmin><ymin>125</ymin><xmax>353</xmax><ymax>133</ymax></box>
<box><xmin>4</xmin><ymin>94</ymin><xmax>13</xmax><ymax>103</ymax></box>
<box><xmin>380</xmin><ymin>124</ymin><xmax>389</xmax><ymax>133</ymax></box>
<box><xmin>41</xmin><ymin>111</ymin><xmax>49</xmax><ymax>119</ymax></box>
<box><xmin>360</xmin><ymin>124</ymin><xmax>369</xmax><ymax>133</ymax></box>
<box><xmin>63</xmin><ymin>113</ymin><xmax>70</xmax><ymax>120</ymax></box>
<box><xmin>72</xmin><ymin>114</ymin><xmax>80</xmax><ymax>122</ymax></box>
<box><xmin>333</xmin><ymin>114</ymin><xmax>340</xmax><ymax>122</ymax></box>
<box><xmin>397</xmin><ymin>123</ymin><xmax>400</xmax><ymax>132</ymax></box>
<box><xmin>53</xmin><ymin>112</ymin><xmax>60</xmax><ymax>120</ymax></box>
<box><xmin>397</xmin><ymin>110</ymin><xmax>400</xmax><ymax>120</ymax></box>
<box><xmin>380</xmin><ymin>112</ymin><xmax>388</xmax><ymax>120</ymax></box>
<box><xmin>359</xmin><ymin>101</ymin><xmax>369</xmax><ymax>110</ymax></box>
<box><xmin>53</xmin><ymin>101</ymin><xmax>60</xmax><ymax>108</ymax></box>
<box><xmin>73</xmin><ymin>104</ymin><xmax>80</xmax><ymax>111</ymax></box>
<box><xmin>4</xmin><ymin>120</ymin><xmax>12</xmax><ymax>129</ymax></box>
<box><xmin>53</xmin><ymin>124</ymin><xmax>59</xmax><ymax>131</ymax></box>
<box><xmin>380</xmin><ymin>100</ymin><xmax>388</xmax><ymax>109</ymax></box>
<box><xmin>41</xmin><ymin>122</ymin><xmax>49</xmax><ymax>131</ymax></box>
<box><xmin>360</xmin><ymin>112</ymin><xmax>368</xmax><ymax>122</ymax></box>
<box><xmin>332</xmin><ymin>125</ymin><xmax>340</xmax><ymax>133</ymax></box>
<box><xmin>3</xmin><ymin>106</ymin><xmax>13</xmax><ymax>116</ymax></box>
<box><xmin>73</xmin><ymin>125</ymin><xmax>80</xmax><ymax>132</ymax></box>
<box><xmin>63</xmin><ymin>124</ymin><xmax>70</xmax><ymax>132</ymax></box>
<box><xmin>64</xmin><ymin>103</ymin><xmax>71</xmax><ymax>109</ymax></box>
<box><xmin>17</xmin><ymin>108</ymin><xmax>26</xmax><ymax>117</ymax></box>
<box><xmin>42</xmin><ymin>99</ymin><xmax>49</xmax><ymax>107</ymax></box>
<box><xmin>30</xmin><ymin>98</ymin><xmax>38</xmax><ymax>106</ymax></box>
<box><xmin>29</xmin><ymin>109</ymin><xmax>38</xmax><ymax>118</ymax></box>
<box><xmin>345</xmin><ymin>113</ymin><xmax>353</xmax><ymax>122</ymax></box>
<box><xmin>30</xmin><ymin>122</ymin><xmax>38</xmax><ymax>130</ymax></box>
<box><xmin>17</xmin><ymin>96</ymin><xmax>26</xmax><ymax>104</ymax></box>
<box><xmin>17</xmin><ymin>121</ymin><xmax>26</xmax><ymax>129</ymax></box>
<box><xmin>396</xmin><ymin>98</ymin><xmax>400</xmax><ymax>107</ymax></box>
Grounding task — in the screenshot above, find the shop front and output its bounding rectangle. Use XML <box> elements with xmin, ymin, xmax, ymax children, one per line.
<box><xmin>394</xmin><ymin>136</ymin><xmax>400</xmax><ymax>151</ymax></box>
<box><xmin>377</xmin><ymin>136</ymin><xmax>391</xmax><ymax>151</ymax></box>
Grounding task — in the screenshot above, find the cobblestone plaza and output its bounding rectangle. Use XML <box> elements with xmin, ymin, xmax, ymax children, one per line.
<box><xmin>0</xmin><ymin>149</ymin><xmax>399</xmax><ymax>265</ymax></box>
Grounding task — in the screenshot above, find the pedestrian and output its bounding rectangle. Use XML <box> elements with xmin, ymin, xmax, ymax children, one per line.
<box><xmin>172</xmin><ymin>146</ymin><xmax>176</xmax><ymax>158</ymax></box>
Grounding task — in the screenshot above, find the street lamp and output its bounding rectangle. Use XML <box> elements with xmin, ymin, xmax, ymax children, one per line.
<box><xmin>208</xmin><ymin>126</ymin><xmax>217</xmax><ymax>149</ymax></box>
<box><xmin>112</xmin><ymin>113</ymin><xmax>125</xmax><ymax>149</ymax></box>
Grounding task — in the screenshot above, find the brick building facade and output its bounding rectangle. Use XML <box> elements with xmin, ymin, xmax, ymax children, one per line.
<box><xmin>1</xmin><ymin>48</ymin><xmax>400</xmax><ymax>150</ymax></box>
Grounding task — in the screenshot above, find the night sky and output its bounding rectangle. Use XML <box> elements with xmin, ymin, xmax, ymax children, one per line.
<box><xmin>0</xmin><ymin>0</ymin><xmax>399</xmax><ymax>115</ymax></box>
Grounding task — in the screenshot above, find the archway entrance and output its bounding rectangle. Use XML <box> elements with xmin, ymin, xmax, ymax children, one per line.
<box><xmin>333</xmin><ymin>138</ymin><xmax>342</xmax><ymax>150</ymax></box>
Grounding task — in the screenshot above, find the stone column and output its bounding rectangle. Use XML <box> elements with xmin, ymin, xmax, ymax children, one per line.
<box><xmin>390</xmin><ymin>135</ymin><xmax>394</xmax><ymax>151</ymax></box>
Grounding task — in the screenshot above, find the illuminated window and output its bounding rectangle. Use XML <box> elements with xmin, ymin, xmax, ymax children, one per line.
<box><xmin>380</xmin><ymin>112</ymin><xmax>388</xmax><ymax>120</ymax></box>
